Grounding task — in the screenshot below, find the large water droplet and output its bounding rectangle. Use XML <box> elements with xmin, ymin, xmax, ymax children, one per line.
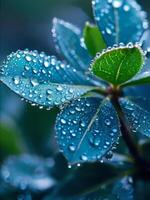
<box><xmin>25</xmin><ymin>55</ymin><xmax>32</xmax><ymax>62</ymax></box>
<box><xmin>30</xmin><ymin>78</ymin><xmax>39</xmax><ymax>87</ymax></box>
<box><xmin>61</xmin><ymin>119</ymin><xmax>66</xmax><ymax>124</ymax></box>
<box><xmin>69</xmin><ymin>144</ymin><xmax>76</xmax><ymax>152</ymax></box>
<box><xmin>56</xmin><ymin>85</ymin><xmax>63</xmax><ymax>91</ymax></box>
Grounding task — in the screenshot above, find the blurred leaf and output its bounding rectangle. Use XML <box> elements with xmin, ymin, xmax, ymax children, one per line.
<box><xmin>92</xmin><ymin>0</ymin><xmax>148</xmax><ymax>46</ymax></box>
<box><xmin>50</xmin><ymin>162</ymin><xmax>131</xmax><ymax>198</ymax></box>
<box><xmin>1</xmin><ymin>154</ymin><xmax>56</xmax><ymax>192</ymax></box>
<box><xmin>92</xmin><ymin>46</ymin><xmax>144</xmax><ymax>85</ymax></box>
<box><xmin>18</xmin><ymin>105</ymin><xmax>58</xmax><ymax>156</ymax></box>
<box><xmin>56</xmin><ymin>97</ymin><xmax>120</xmax><ymax>164</ymax></box>
<box><xmin>0</xmin><ymin>123</ymin><xmax>24</xmax><ymax>162</ymax></box>
<box><xmin>0</xmin><ymin>173</ymin><xmax>17</xmax><ymax>200</ymax></box>
<box><xmin>83</xmin><ymin>22</ymin><xmax>106</xmax><ymax>56</ymax></box>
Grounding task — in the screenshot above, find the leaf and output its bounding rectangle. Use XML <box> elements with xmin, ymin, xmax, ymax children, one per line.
<box><xmin>83</xmin><ymin>22</ymin><xmax>107</xmax><ymax>57</ymax></box>
<box><xmin>121</xmin><ymin>71</ymin><xmax>150</xmax><ymax>87</ymax></box>
<box><xmin>75</xmin><ymin>177</ymin><xmax>134</xmax><ymax>200</ymax></box>
<box><xmin>0</xmin><ymin>123</ymin><xmax>24</xmax><ymax>162</ymax></box>
<box><xmin>120</xmin><ymin>97</ymin><xmax>150</xmax><ymax>137</ymax></box>
<box><xmin>52</xmin><ymin>18</ymin><xmax>92</xmax><ymax>71</ymax></box>
<box><xmin>91</xmin><ymin>46</ymin><xmax>144</xmax><ymax>85</ymax></box>
<box><xmin>55</xmin><ymin>97</ymin><xmax>120</xmax><ymax>164</ymax></box>
<box><xmin>51</xmin><ymin>162</ymin><xmax>130</xmax><ymax>199</ymax></box>
<box><xmin>92</xmin><ymin>0</ymin><xmax>148</xmax><ymax>46</ymax></box>
<box><xmin>1</xmin><ymin>154</ymin><xmax>56</xmax><ymax>191</ymax></box>
<box><xmin>0</xmin><ymin>50</ymin><xmax>96</xmax><ymax>108</ymax></box>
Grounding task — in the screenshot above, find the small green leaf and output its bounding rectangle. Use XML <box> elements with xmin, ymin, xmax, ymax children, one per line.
<box><xmin>92</xmin><ymin>45</ymin><xmax>144</xmax><ymax>85</ymax></box>
<box><xmin>121</xmin><ymin>71</ymin><xmax>150</xmax><ymax>88</ymax></box>
<box><xmin>83</xmin><ymin>22</ymin><xmax>107</xmax><ymax>56</ymax></box>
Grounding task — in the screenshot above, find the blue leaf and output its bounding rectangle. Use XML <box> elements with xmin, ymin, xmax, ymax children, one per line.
<box><xmin>0</xmin><ymin>50</ymin><xmax>97</xmax><ymax>108</ymax></box>
<box><xmin>52</xmin><ymin>18</ymin><xmax>92</xmax><ymax>71</ymax></box>
<box><xmin>56</xmin><ymin>97</ymin><xmax>120</xmax><ymax>164</ymax></box>
<box><xmin>120</xmin><ymin>97</ymin><xmax>150</xmax><ymax>137</ymax></box>
<box><xmin>92</xmin><ymin>0</ymin><xmax>148</xmax><ymax>46</ymax></box>
<box><xmin>1</xmin><ymin>154</ymin><xmax>55</xmax><ymax>191</ymax></box>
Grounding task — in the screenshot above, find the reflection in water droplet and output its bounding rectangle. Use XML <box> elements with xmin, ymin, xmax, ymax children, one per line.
<box><xmin>61</xmin><ymin>119</ymin><xmax>66</xmax><ymax>124</ymax></box>
<box><xmin>105</xmin><ymin>119</ymin><xmax>111</xmax><ymax>126</ymax></box>
<box><xmin>30</xmin><ymin>78</ymin><xmax>39</xmax><ymax>87</ymax></box>
<box><xmin>112</xmin><ymin>0</ymin><xmax>122</xmax><ymax>8</ymax></box>
<box><xmin>81</xmin><ymin>154</ymin><xmax>88</xmax><ymax>161</ymax></box>
<box><xmin>25</xmin><ymin>55</ymin><xmax>32</xmax><ymax>62</ymax></box>
<box><xmin>56</xmin><ymin>85</ymin><xmax>63</xmax><ymax>91</ymax></box>
<box><xmin>69</xmin><ymin>144</ymin><xmax>76</xmax><ymax>152</ymax></box>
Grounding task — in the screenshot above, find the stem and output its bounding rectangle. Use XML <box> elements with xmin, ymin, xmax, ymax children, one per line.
<box><xmin>111</xmin><ymin>96</ymin><xmax>150</xmax><ymax>178</ymax></box>
<box><xmin>92</xmin><ymin>87</ymin><xmax>108</xmax><ymax>96</ymax></box>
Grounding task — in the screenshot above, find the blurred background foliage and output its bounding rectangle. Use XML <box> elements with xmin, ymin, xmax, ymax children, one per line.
<box><xmin>0</xmin><ymin>0</ymin><xmax>150</xmax><ymax>199</ymax></box>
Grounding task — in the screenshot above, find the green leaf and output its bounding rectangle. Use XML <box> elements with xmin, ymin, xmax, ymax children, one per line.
<box><xmin>121</xmin><ymin>71</ymin><xmax>150</xmax><ymax>88</ymax></box>
<box><xmin>83</xmin><ymin>22</ymin><xmax>107</xmax><ymax>57</ymax></box>
<box><xmin>52</xmin><ymin>162</ymin><xmax>129</xmax><ymax>198</ymax></box>
<box><xmin>0</xmin><ymin>123</ymin><xmax>24</xmax><ymax>162</ymax></box>
<box><xmin>91</xmin><ymin>45</ymin><xmax>144</xmax><ymax>85</ymax></box>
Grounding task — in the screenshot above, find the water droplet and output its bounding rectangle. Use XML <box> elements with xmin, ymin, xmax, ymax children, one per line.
<box><xmin>106</xmin><ymin>27</ymin><xmax>112</xmax><ymax>35</ymax></box>
<box><xmin>80</xmin><ymin>122</ymin><xmax>86</xmax><ymax>128</ymax></box>
<box><xmin>112</xmin><ymin>0</ymin><xmax>122</xmax><ymax>8</ymax></box>
<box><xmin>93</xmin><ymin>138</ymin><xmax>100</xmax><ymax>146</ymax></box>
<box><xmin>112</xmin><ymin>128</ymin><xmax>118</xmax><ymax>133</ymax></box>
<box><xmin>123</xmin><ymin>5</ymin><xmax>130</xmax><ymax>12</ymax></box>
<box><xmin>69</xmin><ymin>145</ymin><xmax>76</xmax><ymax>152</ymax></box>
<box><xmin>61</xmin><ymin>119</ymin><xmax>66</xmax><ymax>124</ymax></box>
<box><xmin>44</xmin><ymin>60</ymin><xmax>50</xmax><ymax>68</ymax></box>
<box><xmin>81</xmin><ymin>154</ymin><xmax>88</xmax><ymax>161</ymax></box>
<box><xmin>30</xmin><ymin>78</ymin><xmax>39</xmax><ymax>87</ymax></box>
<box><xmin>13</xmin><ymin>76</ymin><xmax>20</xmax><ymax>85</ymax></box>
<box><xmin>105</xmin><ymin>119</ymin><xmax>111</xmax><ymax>126</ymax></box>
<box><xmin>56</xmin><ymin>85</ymin><xmax>63</xmax><ymax>91</ymax></box>
<box><xmin>25</xmin><ymin>55</ymin><xmax>32</xmax><ymax>62</ymax></box>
